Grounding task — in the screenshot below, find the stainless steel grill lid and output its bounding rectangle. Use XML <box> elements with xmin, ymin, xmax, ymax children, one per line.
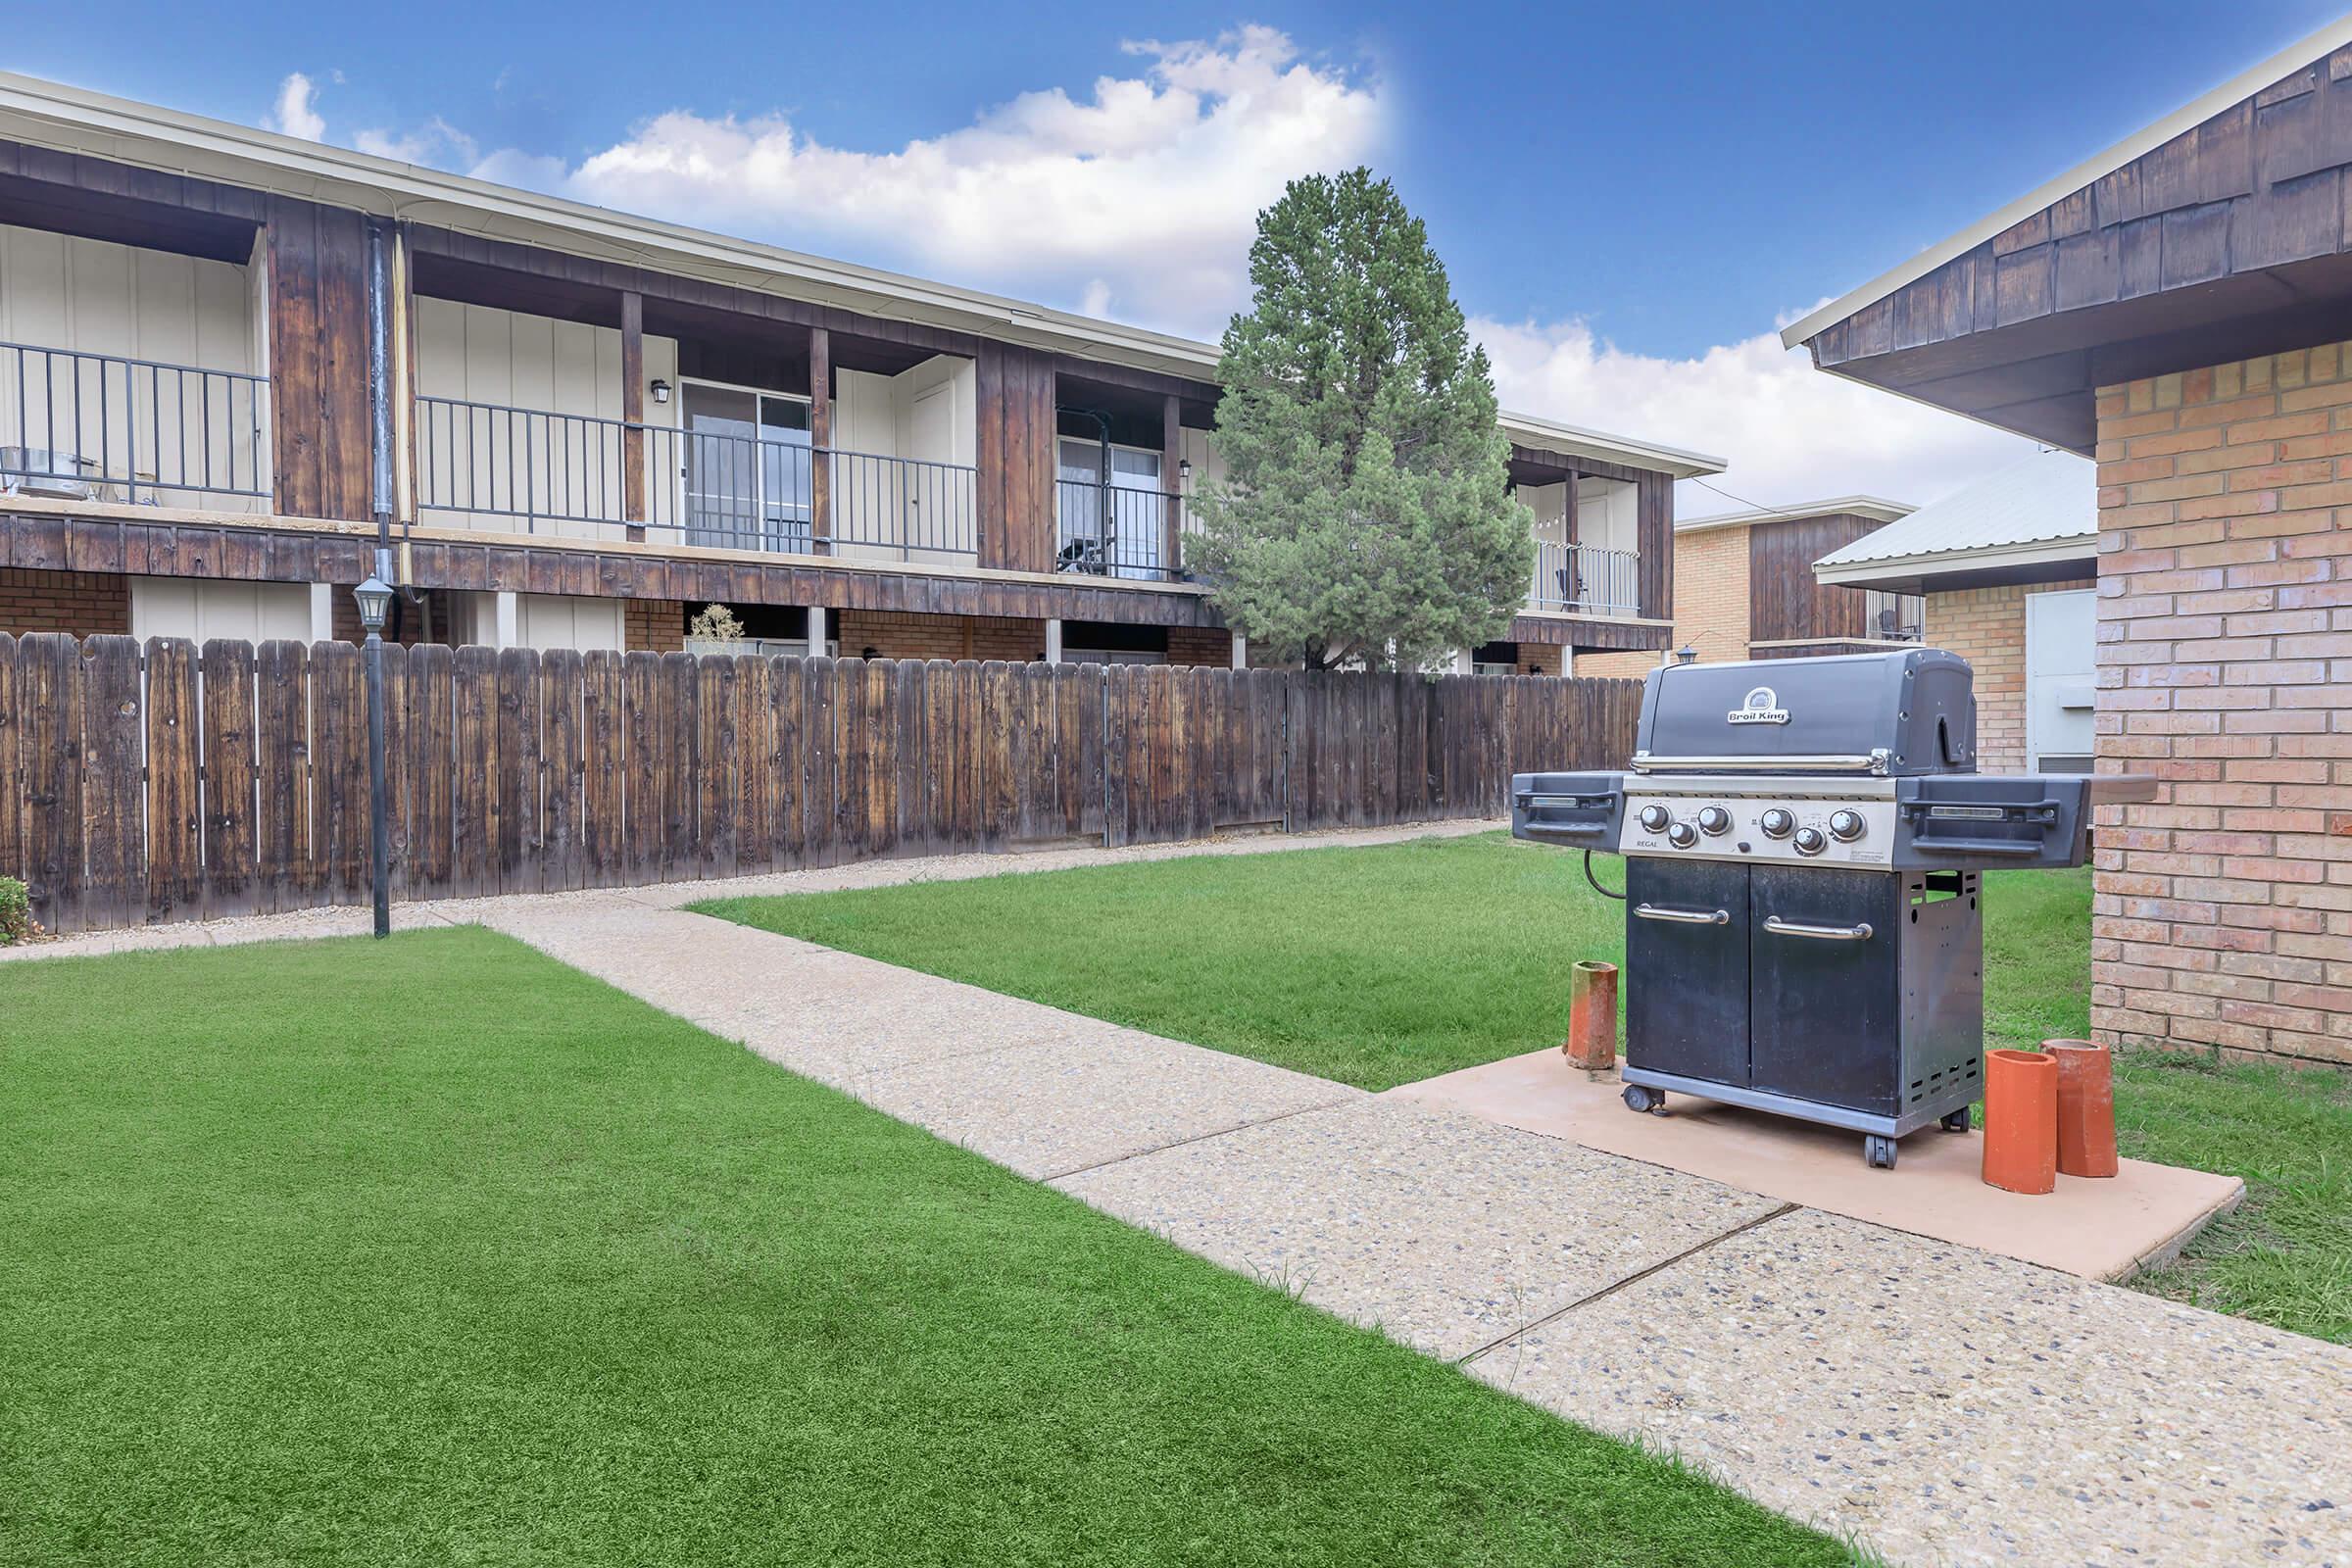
<box><xmin>1632</xmin><ymin>648</ymin><xmax>1975</xmax><ymax>776</ymax></box>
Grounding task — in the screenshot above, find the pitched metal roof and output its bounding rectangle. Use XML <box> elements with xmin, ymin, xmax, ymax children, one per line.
<box><xmin>1812</xmin><ymin>449</ymin><xmax>2094</xmax><ymax>584</ymax></box>
<box><xmin>0</xmin><ymin>71</ymin><xmax>1726</xmax><ymax>479</ymax></box>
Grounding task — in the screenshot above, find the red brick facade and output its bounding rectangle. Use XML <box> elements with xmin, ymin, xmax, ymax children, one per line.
<box><xmin>624</xmin><ymin>599</ymin><xmax>686</xmax><ymax>654</ymax></box>
<box><xmin>2092</xmin><ymin>350</ymin><xmax>2352</xmax><ymax>1068</ymax></box>
<box><xmin>0</xmin><ymin>568</ymin><xmax>129</xmax><ymax>639</ymax></box>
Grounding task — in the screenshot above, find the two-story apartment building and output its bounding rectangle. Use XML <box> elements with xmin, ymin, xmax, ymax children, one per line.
<box><xmin>0</xmin><ymin>73</ymin><xmax>1719</xmax><ymax>672</ymax></box>
<box><xmin>1575</xmin><ymin>497</ymin><xmax>1918</xmax><ymax>676</ymax></box>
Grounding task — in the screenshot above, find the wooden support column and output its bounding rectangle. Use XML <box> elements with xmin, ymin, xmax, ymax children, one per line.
<box><xmin>809</xmin><ymin>327</ymin><xmax>832</xmax><ymax>546</ymax></box>
<box><xmin>1161</xmin><ymin>393</ymin><xmax>1183</xmax><ymax>577</ymax></box>
<box><xmin>620</xmin><ymin>290</ymin><xmax>646</xmax><ymax>542</ymax></box>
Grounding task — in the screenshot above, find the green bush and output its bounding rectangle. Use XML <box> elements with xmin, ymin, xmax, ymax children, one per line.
<box><xmin>0</xmin><ymin>877</ymin><xmax>33</xmax><ymax>946</ymax></box>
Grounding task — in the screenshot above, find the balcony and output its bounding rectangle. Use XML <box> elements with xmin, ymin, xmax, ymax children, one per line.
<box><xmin>0</xmin><ymin>340</ymin><xmax>270</xmax><ymax>510</ymax></box>
<box><xmin>1053</xmin><ymin>477</ymin><xmax>1186</xmax><ymax>581</ymax></box>
<box><xmin>1529</xmin><ymin>539</ymin><xmax>1639</xmax><ymax>617</ymax></box>
<box><xmin>415</xmin><ymin>397</ymin><xmax>978</xmax><ymax>564</ymax></box>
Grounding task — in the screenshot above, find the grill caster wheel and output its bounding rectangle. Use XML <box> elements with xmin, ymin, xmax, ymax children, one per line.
<box><xmin>1622</xmin><ymin>1084</ymin><xmax>1664</xmax><ymax>1115</ymax></box>
<box><xmin>1863</xmin><ymin>1134</ymin><xmax>1898</xmax><ymax>1170</ymax></box>
<box><xmin>1939</xmin><ymin>1108</ymin><xmax>1972</xmax><ymax>1133</ymax></box>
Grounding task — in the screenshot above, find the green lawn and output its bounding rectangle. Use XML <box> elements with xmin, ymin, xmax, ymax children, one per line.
<box><xmin>702</xmin><ymin>832</ymin><xmax>2352</xmax><ymax>1344</ymax></box>
<box><xmin>2</xmin><ymin>927</ymin><xmax>1855</xmax><ymax>1567</ymax></box>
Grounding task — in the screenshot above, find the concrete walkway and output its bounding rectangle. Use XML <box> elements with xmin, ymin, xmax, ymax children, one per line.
<box><xmin>11</xmin><ymin>825</ymin><xmax>2351</xmax><ymax>1567</ymax></box>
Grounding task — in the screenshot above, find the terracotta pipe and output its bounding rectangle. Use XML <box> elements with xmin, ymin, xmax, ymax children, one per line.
<box><xmin>2047</xmin><ymin>1039</ymin><xmax>2119</xmax><ymax>1179</ymax></box>
<box><xmin>1982</xmin><ymin>1048</ymin><xmax>2058</xmax><ymax>1195</ymax></box>
<box><xmin>1565</xmin><ymin>960</ymin><xmax>1618</xmax><ymax>1071</ymax></box>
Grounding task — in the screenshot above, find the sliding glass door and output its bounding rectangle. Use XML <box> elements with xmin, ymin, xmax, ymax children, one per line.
<box><xmin>680</xmin><ymin>383</ymin><xmax>812</xmax><ymax>553</ymax></box>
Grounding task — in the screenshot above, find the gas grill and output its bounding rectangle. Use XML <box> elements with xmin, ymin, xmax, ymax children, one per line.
<box><xmin>1513</xmin><ymin>649</ymin><xmax>2150</xmax><ymax>1170</ymax></box>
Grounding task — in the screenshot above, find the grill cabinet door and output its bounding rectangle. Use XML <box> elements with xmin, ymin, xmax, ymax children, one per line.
<box><xmin>1748</xmin><ymin>867</ymin><xmax>1903</xmax><ymax>1116</ymax></box>
<box><xmin>1625</xmin><ymin>858</ymin><xmax>1750</xmax><ymax>1088</ymax></box>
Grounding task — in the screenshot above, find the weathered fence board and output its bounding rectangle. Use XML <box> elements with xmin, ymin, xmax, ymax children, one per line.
<box><xmin>0</xmin><ymin>632</ymin><xmax>1642</xmax><ymax>933</ymax></box>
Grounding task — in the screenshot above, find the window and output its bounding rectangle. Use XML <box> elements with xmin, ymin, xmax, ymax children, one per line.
<box><xmin>1865</xmin><ymin>588</ymin><xmax>1924</xmax><ymax>642</ymax></box>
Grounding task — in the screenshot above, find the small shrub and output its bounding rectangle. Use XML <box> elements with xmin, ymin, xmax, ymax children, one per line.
<box><xmin>687</xmin><ymin>603</ymin><xmax>745</xmax><ymax>643</ymax></box>
<box><xmin>0</xmin><ymin>876</ymin><xmax>33</xmax><ymax>946</ymax></box>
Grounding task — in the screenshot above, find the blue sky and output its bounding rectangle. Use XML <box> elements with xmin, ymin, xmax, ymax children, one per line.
<box><xmin>10</xmin><ymin>1</ymin><xmax>2341</xmax><ymax>506</ymax></box>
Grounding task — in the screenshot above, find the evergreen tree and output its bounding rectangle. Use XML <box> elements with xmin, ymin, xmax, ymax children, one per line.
<box><xmin>1191</xmin><ymin>169</ymin><xmax>1533</xmax><ymax>669</ymax></box>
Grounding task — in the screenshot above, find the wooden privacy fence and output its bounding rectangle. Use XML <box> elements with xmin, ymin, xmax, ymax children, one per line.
<box><xmin>0</xmin><ymin>632</ymin><xmax>1642</xmax><ymax>934</ymax></box>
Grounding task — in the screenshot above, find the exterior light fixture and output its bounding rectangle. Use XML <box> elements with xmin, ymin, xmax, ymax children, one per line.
<box><xmin>1675</xmin><ymin>644</ymin><xmax>1698</xmax><ymax>664</ymax></box>
<box><xmin>650</xmin><ymin>378</ymin><xmax>672</xmax><ymax>406</ymax></box>
<box><xmin>1178</xmin><ymin>458</ymin><xmax>1192</xmax><ymax>480</ymax></box>
<box><xmin>353</xmin><ymin>571</ymin><xmax>393</xmax><ymax>634</ymax></box>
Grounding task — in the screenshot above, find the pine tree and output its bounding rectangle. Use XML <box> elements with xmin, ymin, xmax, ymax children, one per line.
<box><xmin>1191</xmin><ymin>169</ymin><xmax>1533</xmax><ymax>669</ymax></box>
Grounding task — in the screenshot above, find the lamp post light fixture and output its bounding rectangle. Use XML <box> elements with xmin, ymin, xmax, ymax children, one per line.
<box><xmin>355</xmin><ymin>558</ymin><xmax>394</xmax><ymax>939</ymax></box>
<box><xmin>1674</xmin><ymin>644</ymin><xmax>1699</xmax><ymax>665</ymax></box>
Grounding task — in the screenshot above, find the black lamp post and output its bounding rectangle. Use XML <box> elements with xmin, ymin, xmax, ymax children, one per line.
<box><xmin>354</xmin><ymin>561</ymin><xmax>393</xmax><ymax>939</ymax></box>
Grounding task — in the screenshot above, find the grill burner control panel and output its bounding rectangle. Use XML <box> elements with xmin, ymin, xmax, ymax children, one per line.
<box><xmin>1618</xmin><ymin>789</ymin><xmax>1898</xmax><ymax>867</ymax></box>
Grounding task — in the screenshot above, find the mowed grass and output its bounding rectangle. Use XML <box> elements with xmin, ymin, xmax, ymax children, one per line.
<box><xmin>705</xmin><ymin>833</ymin><xmax>2352</xmax><ymax>1343</ymax></box>
<box><xmin>1</xmin><ymin>926</ymin><xmax>1856</xmax><ymax>1567</ymax></box>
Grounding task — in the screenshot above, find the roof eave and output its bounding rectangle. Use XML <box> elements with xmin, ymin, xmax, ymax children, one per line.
<box><xmin>1777</xmin><ymin>12</ymin><xmax>2352</xmax><ymax>353</ymax></box>
<box><xmin>1813</xmin><ymin>534</ymin><xmax>2097</xmax><ymax>589</ymax></box>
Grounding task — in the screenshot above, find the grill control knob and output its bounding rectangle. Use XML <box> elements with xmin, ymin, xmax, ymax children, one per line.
<box><xmin>1695</xmin><ymin>806</ymin><xmax>1733</xmax><ymax>836</ymax></box>
<box><xmin>1638</xmin><ymin>804</ymin><xmax>1672</xmax><ymax>834</ymax></box>
<box><xmin>1758</xmin><ymin>808</ymin><xmax>1795</xmax><ymax>839</ymax></box>
<box><xmin>1792</xmin><ymin>826</ymin><xmax>1828</xmax><ymax>857</ymax></box>
<box><xmin>1828</xmin><ymin>808</ymin><xmax>1866</xmax><ymax>843</ymax></box>
<box><xmin>1665</xmin><ymin>820</ymin><xmax>1699</xmax><ymax>849</ymax></box>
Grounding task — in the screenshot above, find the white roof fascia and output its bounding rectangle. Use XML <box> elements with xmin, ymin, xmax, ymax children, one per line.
<box><xmin>1777</xmin><ymin>14</ymin><xmax>2352</xmax><ymax>352</ymax></box>
<box><xmin>1813</xmin><ymin>535</ymin><xmax>2097</xmax><ymax>590</ymax></box>
<box><xmin>1674</xmin><ymin>495</ymin><xmax>1913</xmax><ymax>534</ymax></box>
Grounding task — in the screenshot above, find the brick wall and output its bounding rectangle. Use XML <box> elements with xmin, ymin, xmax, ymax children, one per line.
<box><xmin>2091</xmin><ymin>349</ymin><xmax>2352</xmax><ymax>1068</ymax></box>
<box><xmin>835</xmin><ymin>611</ymin><xmax>1046</xmax><ymax>663</ymax></box>
<box><xmin>1577</xmin><ymin>521</ymin><xmax>1750</xmax><ymax>679</ymax></box>
<box><xmin>625</xmin><ymin>599</ymin><xmax>685</xmax><ymax>654</ymax></box>
<box><xmin>0</xmin><ymin>568</ymin><xmax>129</xmax><ymax>638</ymax></box>
<box><xmin>1922</xmin><ymin>578</ymin><xmax>2095</xmax><ymax>774</ymax></box>
<box><xmin>1167</xmin><ymin>625</ymin><xmax>1235</xmax><ymax>667</ymax></box>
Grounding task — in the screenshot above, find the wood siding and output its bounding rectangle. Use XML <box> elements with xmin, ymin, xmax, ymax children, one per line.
<box><xmin>266</xmin><ymin>198</ymin><xmax>372</xmax><ymax>522</ymax></box>
<box><xmin>1746</xmin><ymin>514</ymin><xmax>1885</xmax><ymax>644</ymax></box>
<box><xmin>1799</xmin><ymin>40</ymin><xmax>2352</xmax><ymax>451</ymax></box>
<box><xmin>976</xmin><ymin>342</ymin><xmax>1056</xmax><ymax>572</ymax></box>
<box><xmin>0</xmin><ymin>630</ymin><xmax>1642</xmax><ymax>933</ymax></box>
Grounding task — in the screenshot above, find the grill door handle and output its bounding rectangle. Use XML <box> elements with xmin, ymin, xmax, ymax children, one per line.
<box><xmin>1520</xmin><ymin>821</ymin><xmax>1607</xmax><ymax>838</ymax></box>
<box><xmin>1634</xmin><ymin>903</ymin><xmax>1729</xmax><ymax>926</ymax></box>
<box><xmin>1763</xmin><ymin>914</ymin><xmax>1875</xmax><ymax>942</ymax></box>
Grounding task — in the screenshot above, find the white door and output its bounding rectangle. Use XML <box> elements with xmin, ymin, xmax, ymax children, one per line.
<box><xmin>2026</xmin><ymin>588</ymin><xmax>2096</xmax><ymax>772</ymax></box>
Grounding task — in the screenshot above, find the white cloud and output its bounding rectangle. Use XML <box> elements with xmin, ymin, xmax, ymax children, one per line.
<box><xmin>343</xmin><ymin>26</ymin><xmax>1379</xmax><ymax>339</ymax></box>
<box><xmin>354</xmin><ymin>118</ymin><xmax>478</xmax><ymax>169</ymax></box>
<box><xmin>265</xmin><ymin>73</ymin><xmax>325</xmax><ymax>141</ymax></box>
<box><xmin>1473</xmin><ymin>314</ymin><xmax>2044</xmax><ymax>512</ymax></box>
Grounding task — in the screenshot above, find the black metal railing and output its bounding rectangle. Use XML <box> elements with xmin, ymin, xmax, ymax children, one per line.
<box><xmin>1054</xmin><ymin>478</ymin><xmax>1186</xmax><ymax>580</ymax></box>
<box><xmin>0</xmin><ymin>340</ymin><xmax>271</xmax><ymax>505</ymax></box>
<box><xmin>1529</xmin><ymin>540</ymin><xmax>1640</xmax><ymax>616</ymax></box>
<box><xmin>416</xmin><ymin>396</ymin><xmax>978</xmax><ymax>561</ymax></box>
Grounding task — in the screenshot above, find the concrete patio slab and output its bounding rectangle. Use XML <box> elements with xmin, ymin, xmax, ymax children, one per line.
<box><xmin>1393</xmin><ymin>1048</ymin><xmax>2245</xmax><ymax>1280</ymax></box>
<box><xmin>854</xmin><ymin>1035</ymin><xmax>1357</xmax><ymax>1181</ymax></box>
<box><xmin>1054</xmin><ymin>1097</ymin><xmax>1784</xmax><ymax>1360</ymax></box>
<box><xmin>1471</xmin><ymin>1206</ymin><xmax>2352</xmax><ymax>1568</ymax></box>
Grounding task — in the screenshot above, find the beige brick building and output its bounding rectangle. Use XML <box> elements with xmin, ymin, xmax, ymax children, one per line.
<box><xmin>1784</xmin><ymin>20</ymin><xmax>2352</xmax><ymax>1067</ymax></box>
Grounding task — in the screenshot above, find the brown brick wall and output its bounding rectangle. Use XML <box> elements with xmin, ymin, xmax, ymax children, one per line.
<box><xmin>1922</xmin><ymin>578</ymin><xmax>2095</xmax><ymax>775</ymax></box>
<box><xmin>1167</xmin><ymin>625</ymin><xmax>1235</xmax><ymax>667</ymax></box>
<box><xmin>2091</xmin><ymin>349</ymin><xmax>2352</xmax><ymax>1068</ymax></box>
<box><xmin>1577</xmin><ymin>521</ymin><xmax>1750</xmax><ymax>679</ymax></box>
<box><xmin>836</xmin><ymin>611</ymin><xmax>1046</xmax><ymax>663</ymax></box>
<box><xmin>0</xmin><ymin>568</ymin><xmax>130</xmax><ymax>638</ymax></box>
<box><xmin>625</xmin><ymin>599</ymin><xmax>686</xmax><ymax>654</ymax></box>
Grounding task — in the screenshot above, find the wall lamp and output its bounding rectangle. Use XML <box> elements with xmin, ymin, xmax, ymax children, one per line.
<box><xmin>650</xmin><ymin>378</ymin><xmax>672</xmax><ymax>406</ymax></box>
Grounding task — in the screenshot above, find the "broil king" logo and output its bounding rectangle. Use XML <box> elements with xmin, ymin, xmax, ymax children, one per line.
<box><xmin>1727</xmin><ymin>684</ymin><xmax>1790</xmax><ymax>726</ymax></box>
